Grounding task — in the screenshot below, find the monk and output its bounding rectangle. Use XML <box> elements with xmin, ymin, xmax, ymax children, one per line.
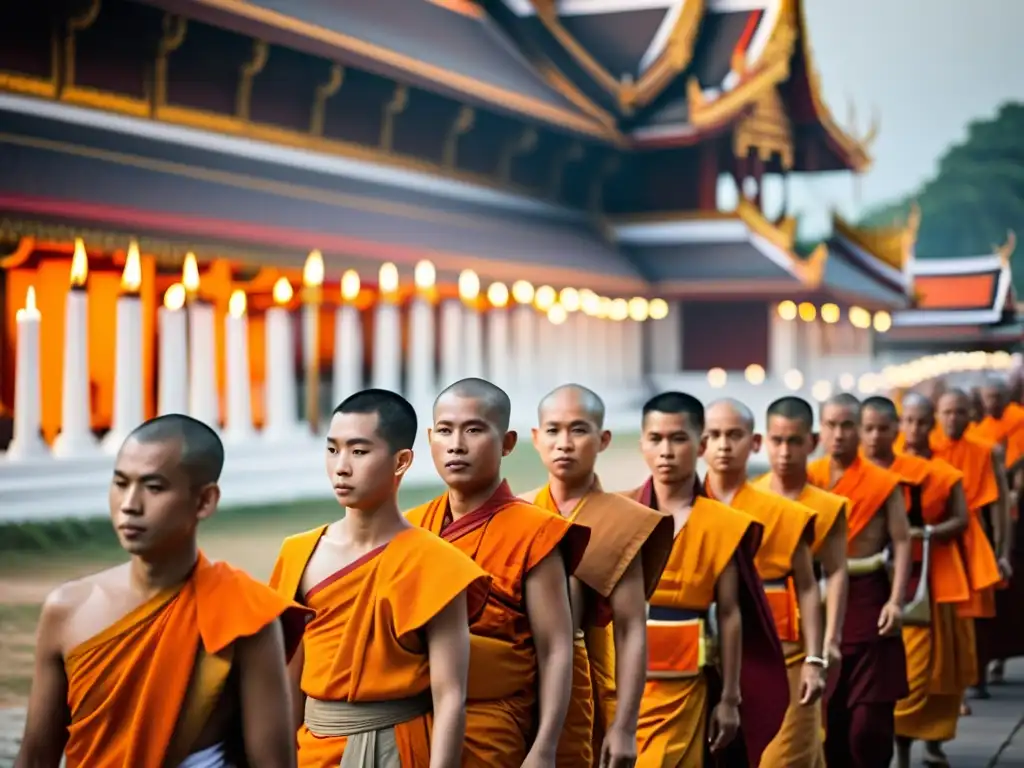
<box><xmin>807</xmin><ymin>393</ymin><xmax>910</xmax><ymax>768</ymax></box>
<box><xmin>621</xmin><ymin>392</ymin><xmax>788</xmax><ymax>768</ymax></box>
<box><xmin>756</xmin><ymin>396</ymin><xmax>849</xmax><ymax>678</ymax></box>
<box><xmin>931</xmin><ymin>389</ymin><xmax>1007</xmax><ymax>703</ymax></box>
<box><xmin>971</xmin><ymin>379</ymin><xmax>1024</xmax><ymax>682</ymax></box>
<box><xmin>860</xmin><ymin>395</ymin><xmax>971</xmax><ymax>768</ymax></box>
<box><xmin>406</xmin><ymin>378</ymin><xmax>590</xmax><ymax>768</ymax></box>
<box><xmin>270</xmin><ymin>389</ymin><xmax>491</xmax><ymax>767</ymax></box>
<box><xmin>703</xmin><ymin>399</ymin><xmax>825</xmax><ymax>768</ymax></box>
<box><xmin>521</xmin><ymin>384</ymin><xmax>673</xmax><ymax>768</ymax></box>
<box><xmin>16</xmin><ymin>415</ymin><xmax>310</xmax><ymax>768</ymax></box>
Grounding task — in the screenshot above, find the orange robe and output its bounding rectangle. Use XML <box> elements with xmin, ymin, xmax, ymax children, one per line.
<box><xmin>406</xmin><ymin>480</ymin><xmax>590</xmax><ymax>768</ymax></box>
<box><xmin>708</xmin><ymin>482</ymin><xmax>821</xmax><ymax>768</ymax></box>
<box><xmin>64</xmin><ymin>552</ymin><xmax>309</xmax><ymax>768</ymax></box>
<box><xmin>524</xmin><ymin>481</ymin><xmax>673</xmax><ymax>768</ymax></box>
<box><xmin>623</xmin><ymin>478</ymin><xmax>788</xmax><ymax>768</ymax></box>
<box><xmin>807</xmin><ymin>456</ymin><xmax>907</xmax><ymax>768</ymax></box>
<box><xmin>270</xmin><ymin>525</ymin><xmax>490</xmax><ymax>768</ymax></box>
<box><xmin>888</xmin><ymin>453</ymin><xmax>973</xmax><ymax>742</ymax></box>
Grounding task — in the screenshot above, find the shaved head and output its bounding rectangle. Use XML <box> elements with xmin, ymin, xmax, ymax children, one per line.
<box><xmin>861</xmin><ymin>396</ymin><xmax>899</xmax><ymax>424</ymax></box>
<box><xmin>936</xmin><ymin>388</ymin><xmax>972</xmax><ymax>440</ymax></box>
<box><xmin>939</xmin><ymin>387</ymin><xmax>970</xmax><ymax>407</ymax></box>
<box><xmin>124</xmin><ymin>414</ymin><xmax>224</xmax><ymax>487</ymax></box>
<box><xmin>434</xmin><ymin>377</ymin><xmax>511</xmax><ymax>432</ymax></box>
<box><xmin>901</xmin><ymin>392</ymin><xmax>934</xmax><ymax>416</ymax></box>
<box><xmin>766</xmin><ymin>396</ymin><xmax>814</xmax><ymax>431</ymax></box>
<box><xmin>979</xmin><ymin>376</ymin><xmax>1010</xmax><ymax>418</ymax></box>
<box><xmin>822</xmin><ymin>392</ymin><xmax>862</xmax><ymax>419</ymax></box>
<box><xmin>538</xmin><ymin>384</ymin><xmax>605</xmax><ymax>429</ymax></box>
<box><xmin>706</xmin><ymin>398</ymin><xmax>755</xmax><ymax>432</ymax></box>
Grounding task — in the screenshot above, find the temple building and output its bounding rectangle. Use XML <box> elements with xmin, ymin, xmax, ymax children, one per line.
<box><xmin>0</xmin><ymin>0</ymin><xmax>923</xmax><ymax>452</ymax></box>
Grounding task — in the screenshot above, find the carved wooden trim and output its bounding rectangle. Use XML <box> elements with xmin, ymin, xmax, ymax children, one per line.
<box><xmin>63</xmin><ymin>0</ymin><xmax>102</xmax><ymax>95</ymax></box>
<box><xmin>310</xmin><ymin>63</ymin><xmax>344</xmax><ymax>137</ymax></box>
<box><xmin>236</xmin><ymin>39</ymin><xmax>269</xmax><ymax>121</ymax></box>
<box><xmin>497</xmin><ymin>127</ymin><xmax>538</xmax><ymax>184</ymax></box>
<box><xmin>380</xmin><ymin>82</ymin><xmax>409</xmax><ymax>152</ymax></box>
<box><xmin>442</xmin><ymin>105</ymin><xmax>475</xmax><ymax>169</ymax></box>
<box><xmin>153</xmin><ymin>14</ymin><xmax>187</xmax><ymax>116</ymax></box>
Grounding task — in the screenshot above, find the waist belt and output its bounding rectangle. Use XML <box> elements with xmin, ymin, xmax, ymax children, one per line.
<box><xmin>848</xmin><ymin>552</ymin><xmax>887</xmax><ymax>576</ymax></box>
<box><xmin>763</xmin><ymin>577</ymin><xmax>788</xmax><ymax>589</ymax></box>
<box><xmin>304</xmin><ymin>692</ymin><xmax>432</xmax><ymax>737</ymax></box>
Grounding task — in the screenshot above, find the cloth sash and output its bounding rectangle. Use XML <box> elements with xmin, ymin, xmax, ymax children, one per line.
<box><xmin>177</xmin><ymin>742</ymin><xmax>228</xmax><ymax>768</ymax></box>
<box><xmin>304</xmin><ymin>693</ymin><xmax>432</xmax><ymax>767</ymax></box>
<box><xmin>646</xmin><ymin>604</ymin><xmax>713</xmax><ymax>678</ymax></box>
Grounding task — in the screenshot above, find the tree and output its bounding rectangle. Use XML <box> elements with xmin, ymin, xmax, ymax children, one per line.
<box><xmin>860</xmin><ymin>102</ymin><xmax>1024</xmax><ymax>290</ymax></box>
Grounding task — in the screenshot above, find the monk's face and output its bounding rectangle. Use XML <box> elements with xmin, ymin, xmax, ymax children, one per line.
<box><xmin>819</xmin><ymin>403</ymin><xmax>860</xmax><ymax>460</ymax></box>
<box><xmin>640</xmin><ymin>411</ymin><xmax>704</xmax><ymax>484</ymax></box>
<box><xmin>325</xmin><ymin>411</ymin><xmax>412</xmax><ymax>510</ymax></box>
<box><xmin>703</xmin><ymin>403</ymin><xmax>760</xmax><ymax>475</ymax></box>
<box><xmin>430</xmin><ymin>394</ymin><xmax>516</xmax><ymax>492</ymax></box>
<box><xmin>859</xmin><ymin>407</ymin><xmax>897</xmax><ymax>459</ymax></box>
<box><xmin>532</xmin><ymin>392</ymin><xmax>610</xmax><ymax>483</ymax></box>
<box><xmin>980</xmin><ymin>386</ymin><xmax>1007</xmax><ymax>419</ymax></box>
<box><xmin>109</xmin><ymin>437</ymin><xmax>216</xmax><ymax>556</ymax></box>
<box><xmin>764</xmin><ymin>416</ymin><xmax>816</xmax><ymax>478</ymax></box>
<box><xmin>900</xmin><ymin>404</ymin><xmax>933</xmax><ymax>450</ymax></box>
<box><xmin>937</xmin><ymin>393</ymin><xmax>970</xmax><ymax>440</ymax></box>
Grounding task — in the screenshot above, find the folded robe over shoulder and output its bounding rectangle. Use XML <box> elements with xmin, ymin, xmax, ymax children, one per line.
<box><xmin>623</xmin><ymin>477</ymin><xmax>788</xmax><ymax>768</ymax></box>
<box><xmin>406</xmin><ymin>480</ymin><xmax>591</xmax><ymax>768</ymax></box>
<box><xmin>524</xmin><ymin>480</ymin><xmax>674</xmax><ymax>767</ymax></box>
<box><xmin>750</xmin><ymin>477</ymin><xmax>848</xmax><ymax>558</ymax></box>
<box><xmin>64</xmin><ymin>552</ymin><xmax>310</xmax><ymax>768</ymax></box>
<box><xmin>270</xmin><ymin>525</ymin><xmax>491</xmax><ymax>768</ymax></box>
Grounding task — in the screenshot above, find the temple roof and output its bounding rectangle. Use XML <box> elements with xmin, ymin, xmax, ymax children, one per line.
<box><xmin>821</xmin><ymin>211</ymin><xmax>916</xmax><ymax>304</ymax></box>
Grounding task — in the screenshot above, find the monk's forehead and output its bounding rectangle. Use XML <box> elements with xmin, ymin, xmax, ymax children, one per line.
<box><xmin>862</xmin><ymin>405</ymin><xmax>895</xmax><ymax>422</ymax></box>
<box><xmin>434</xmin><ymin>392</ymin><xmax>500</xmax><ymax>423</ymax></box>
<box><xmin>116</xmin><ymin>436</ymin><xmax>185</xmax><ymax>475</ymax></box>
<box><xmin>937</xmin><ymin>392</ymin><xmax>969</xmax><ymax>409</ymax></box>
<box><xmin>822</xmin><ymin>402</ymin><xmax>857</xmax><ymax>421</ymax></box>
<box><xmin>766</xmin><ymin>414</ymin><xmax>810</xmax><ymax>434</ymax></box>
<box><xmin>540</xmin><ymin>390</ymin><xmax>595</xmax><ymax>419</ymax></box>
<box><xmin>901</xmin><ymin>402</ymin><xmax>932</xmax><ymax>418</ymax></box>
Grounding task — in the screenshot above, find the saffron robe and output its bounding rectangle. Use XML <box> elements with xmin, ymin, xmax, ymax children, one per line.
<box><xmin>751</xmin><ymin>477</ymin><xmax>848</xmax><ymax>558</ymax></box>
<box><xmin>523</xmin><ymin>481</ymin><xmax>674</xmax><ymax>768</ymax></box>
<box><xmin>807</xmin><ymin>456</ymin><xmax>907</xmax><ymax>768</ymax></box>
<box><xmin>889</xmin><ymin>453</ymin><xmax>974</xmax><ymax>742</ymax></box>
<box><xmin>64</xmin><ymin>552</ymin><xmax>310</xmax><ymax>768</ymax></box>
<box><xmin>624</xmin><ymin>478</ymin><xmax>788</xmax><ymax>768</ymax></box>
<box><xmin>406</xmin><ymin>480</ymin><xmax>590</xmax><ymax>768</ymax></box>
<box><xmin>707</xmin><ymin>482</ymin><xmax>820</xmax><ymax>768</ymax></box>
<box><xmin>270</xmin><ymin>525</ymin><xmax>490</xmax><ymax>768</ymax></box>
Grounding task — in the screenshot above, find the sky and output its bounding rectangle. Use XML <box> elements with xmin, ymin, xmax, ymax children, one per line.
<box><xmin>754</xmin><ymin>0</ymin><xmax>1024</xmax><ymax>237</ymax></box>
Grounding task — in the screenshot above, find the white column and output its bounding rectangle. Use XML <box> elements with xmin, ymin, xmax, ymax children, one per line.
<box><xmin>334</xmin><ymin>270</ymin><xmax>364</xmax><ymax>406</ymax></box>
<box><xmin>158</xmin><ymin>285</ymin><xmax>188</xmax><ymax>415</ymax></box>
<box><xmin>408</xmin><ymin>296</ymin><xmax>436</xmax><ymax>408</ymax></box>
<box><xmin>265</xmin><ymin>279</ymin><xmax>300</xmax><ymax>440</ymax></box>
<box><xmin>459</xmin><ymin>270</ymin><xmax>484</xmax><ymax>380</ymax></box>
<box><xmin>769</xmin><ymin>308</ymin><xmax>798</xmax><ymax>379</ymax></box>
<box><xmin>649</xmin><ymin>301</ymin><xmax>681</xmax><ymax>374</ymax></box>
<box><xmin>627</xmin><ymin>320</ymin><xmax>645</xmax><ymax>389</ymax></box>
<box><xmin>440</xmin><ymin>299</ymin><xmax>463</xmax><ymax>388</ymax></box>
<box><xmin>223</xmin><ymin>291</ymin><xmax>255</xmax><ymax>443</ymax></box>
<box><xmin>53</xmin><ymin>284</ymin><xmax>97</xmax><ymax>457</ymax></box>
<box><xmin>590</xmin><ymin>317</ymin><xmax>610</xmax><ymax>392</ymax></box>
<box><xmin>537</xmin><ymin>313</ymin><xmax>559</xmax><ymax>393</ymax></box>
<box><xmin>512</xmin><ymin>304</ymin><xmax>537</xmax><ymax>403</ymax></box>
<box><xmin>554</xmin><ymin>312</ymin><xmax>575</xmax><ymax>386</ymax></box>
<box><xmin>103</xmin><ymin>294</ymin><xmax>144</xmax><ymax>452</ymax></box>
<box><xmin>372</xmin><ymin>302</ymin><xmax>402</xmax><ymax>393</ymax></box>
<box><xmin>7</xmin><ymin>287</ymin><xmax>47</xmax><ymax>460</ymax></box>
<box><xmin>487</xmin><ymin>306</ymin><xmax>511</xmax><ymax>391</ymax></box>
<box><xmin>187</xmin><ymin>300</ymin><xmax>219</xmax><ymax>428</ymax></box>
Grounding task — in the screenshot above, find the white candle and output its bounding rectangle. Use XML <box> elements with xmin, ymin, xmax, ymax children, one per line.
<box><xmin>459</xmin><ymin>270</ymin><xmax>483</xmax><ymax>380</ymax></box>
<box><xmin>265</xmin><ymin>277</ymin><xmax>300</xmax><ymax>440</ymax></box>
<box><xmin>7</xmin><ymin>287</ymin><xmax>48</xmax><ymax>460</ymax></box>
<box><xmin>486</xmin><ymin>282</ymin><xmax>511</xmax><ymax>390</ymax></box>
<box><xmin>102</xmin><ymin>242</ymin><xmax>144</xmax><ymax>453</ymax></box>
<box><xmin>302</xmin><ymin>250</ymin><xmax>324</xmax><ymax>432</ymax></box>
<box><xmin>439</xmin><ymin>299</ymin><xmax>463</xmax><ymax>388</ymax></box>
<box><xmin>372</xmin><ymin>263</ymin><xmax>402</xmax><ymax>393</ymax></box>
<box><xmin>224</xmin><ymin>290</ymin><xmax>255</xmax><ymax>442</ymax></box>
<box><xmin>53</xmin><ymin>239</ymin><xmax>97</xmax><ymax>457</ymax></box>
<box><xmin>408</xmin><ymin>260</ymin><xmax>437</xmax><ymax>408</ymax></box>
<box><xmin>158</xmin><ymin>284</ymin><xmax>188</xmax><ymax>415</ymax></box>
<box><xmin>187</xmin><ymin>301</ymin><xmax>219</xmax><ymax>428</ymax></box>
<box><xmin>512</xmin><ymin>303</ymin><xmax>537</xmax><ymax>399</ymax></box>
<box><xmin>333</xmin><ymin>270</ymin><xmax>363</xmax><ymax>407</ymax></box>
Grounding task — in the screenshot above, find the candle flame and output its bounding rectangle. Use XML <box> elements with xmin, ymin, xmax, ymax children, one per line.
<box><xmin>486</xmin><ymin>282</ymin><xmax>509</xmax><ymax>308</ymax></box>
<box><xmin>379</xmin><ymin>263</ymin><xmax>399</xmax><ymax>295</ymax></box>
<box><xmin>341</xmin><ymin>270</ymin><xmax>361</xmax><ymax>302</ymax></box>
<box><xmin>163</xmin><ymin>283</ymin><xmax>186</xmax><ymax>311</ymax></box>
<box><xmin>182</xmin><ymin>253</ymin><xmax>200</xmax><ymax>293</ymax></box>
<box><xmin>70</xmin><ymin>238</ymin><xmax>88</xmax><ymax>287</ymax></box>
<box><xmin>458</xmin><ymin>269</ymin><xmax>480</xmax><ymax>302</ymax></box>
<box><xmin>303</xmin><ymin>250</ymin><xmax>325</xmax><ymax>288</ymax></box>
<box><xmin>511</xmin><ymin>280</ymin><xmax>535</xmax><ymax>305</ymax></box>
<box><xmin>16</xmin><ymin>286</ymin><xmax>40</xmax><ymax>322</ymax></box>
<box><xmin>121</xmin><ymin>241</ymin><xmax>142</xmax><ymax>293</ymax></box>
<box><xmin>534</xmin><ymin>285</ymin><xmax>556</xmax><ymax>311</ymax></box>
<box><xmin>414</xmin><ymin>260</ymin><xmax>436</xmax><ymax>290</ymax></box>
<box><xmin>273</xmin><ymin>277</ymin><xmax>294</xmax><ymax>305</ymax></box>
<box><xmin>229</xmin><ymin>289</ymin><xmax>247</xmax><ymax>317</ymax></box>
<box><xmin>559</xmin><ymin>287</ymin><xmax>580</xmax><ymax>313</ymax></box>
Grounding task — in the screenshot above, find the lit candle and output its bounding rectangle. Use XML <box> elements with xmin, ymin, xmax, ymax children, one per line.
<box><xmin>408</xmin><ymin>260</ymin><xmax>436</xmax><ymax>407</ymax></box>
<box><xmin>183</xmin><ymin>253</ymin><xmax>218</xmax><ymax>428</ymax></box>
<box><xmin>332</xmin><ymin>270</ymin><xmax>363</xmax><ymax>406</ymax></box>
<box><xmin>460</xmin><ymin>269</ymin><xmax>484</xmax><ymax>379</ymax></box>
<box><xmin>102</xmin><ymin>241</ymin><xmax>144</xmax><ymax>453</ymax></box>
<box><xmin>7</xmin><ymin>287</ymin><xmax>48</xmax><ymax>460</ymax></box>
<box><xmin>302</xmin><ymin>250</ymin><xmax>324</xmax><ymax>433</ymax></box>
<box><xmin>486</xmin><ymin>282</ymin><xmax>511</xmax><ymax>390</ymax></box>
<box><xmin>265</xmin><ymin>277</ymin><xmax>300</xmax><ymax>440</ymax></box>
<box><xmin>372</xmin><ymin>262</ymin><xmax>402</xmax><ymax>393</ymax></box>
<box><xmin>158</xmin><ymin>283</ymin><xmax>188</xmax><ymax>415</ymax></box>
<box><xmin>224</xmin><ymin>289</ymin><xmax>255</xmax><ymax>442</ymax></box>
<box><xmin>53</xmin><ymin>238</ymin><xmax>97</xmax><ymax>457</ymax></box>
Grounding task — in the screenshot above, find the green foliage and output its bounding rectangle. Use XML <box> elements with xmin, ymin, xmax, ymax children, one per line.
<box><xmin>860</xmin><ymin>102</ymin><xmax>1024</xmax><ymax>290</ymax></box>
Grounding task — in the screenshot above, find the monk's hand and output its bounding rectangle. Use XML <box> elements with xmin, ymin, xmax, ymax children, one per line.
<box><xmin>798</xmin><ymin>660</ymin><xmax>826</xmax><ymax>705</ymax></box>
<box><xmin>708</xmin><ymin>699</ymin><xmax>740</xmax><ymax>754</ymax></box>
<box><xmin>877</xmin><ymin>601</ymin><xmax>902</xmax><ymax>636</ymax></box>
<box><xmin>998</xmin><ymin>556</ymin><xmax>1014</xmax><ymax>580</ymax></box>
<box><xmin>599</xmin><ymin>724</ymin><xmax>638</xmax><ymax>768</ymax></box>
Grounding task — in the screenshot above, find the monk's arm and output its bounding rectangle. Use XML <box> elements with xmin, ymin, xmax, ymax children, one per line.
<box><xmin>792</xmin><ymin>538</ymin><xmax>823</xmax><ymax>659</ymax></box>
<box><xmin>932</xmin><ymin>482</ymin><xmax>969</xmax><ymax>540</ymax></box>
<box><xmin>14</xmin><ymin>594</ymin><xmax>70</xmax><ymax>768</ymax></box>
<box><xmin>607</xmin><ymin>555</ymin><xmax>647</xmax><ymax>739</ymax></box>
<box><xmin>714</xmin><ymin>557</ymin><xmax>742</xmax><ymax>705</ymax></box>
<box><xmin>237</xmin><ymin>619</ymin><xmax>298</xmax><ymax>768</ymax></box>
<box><xmin>818</xmin><ymin>510</ymin><xmax>848</xmax><ymax>654</ymax></box>
<box><xmin>523</xmin><ymin>550</ymin><xmax>575</xmax><ymax>760</ymax></box>
<box><xmin>286</xmin><ymin>640</ymin><xmax>305</xmax><ymax>735</ymax></box>
<box><xmin>424</xmin><ymin>593</ymin><xmax>472</xmax><ymax>768</ymax></box>
<box><xmin>885</xmin><ymin>490</ymin><xmax>912</xmax><ymax>609</ymax></box>
<box><xmin>992</xmin><ymin>450</ymin><xmax>1013</xmax><ymax>561</ymax></box>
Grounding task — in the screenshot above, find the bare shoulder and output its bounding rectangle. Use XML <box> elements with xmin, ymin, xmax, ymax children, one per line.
<box><xmin>518</xmin><ymin>487</ymin><xmax>542</xmax><ymax>504</ymax></box>
<box><xmin>41</xmin><ymin>563</ymin><xmax>129</xmax><ymax>649</ymax></box>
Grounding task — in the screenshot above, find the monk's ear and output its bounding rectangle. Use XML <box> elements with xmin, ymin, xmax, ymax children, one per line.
<box><xmin>751</xmin><ymin>433</ymin><xmax>763</xmax><ymax>453</ymax></box>
<box><xmin>809</xmin><ymin>432</ymin><xmax>820</xmax><ymax>452</ymax></box>
<box><xmin>696</xmin><ymin>433</ymin><xmax>708</xmax><ymax>457</ymax></box>
<box><xmin>195</xmin><ymin>483</ymin><xmax>220</xmax><ymax>522</ymax></box>
<box><xmin>598</xmin><ymin>429</ymin><xmax>612</xmax><ymax>452</ymax></box>
<box><xmin>393</xmin><ymin>448</ymin><xmax>414</xmax><ymax>480</ymax></box>
<box><xmin>530</xmin><ymin>427</ymin><xmax>541</xmax><ymax>451</ymax></box>
<box><xmin>502</xmin><ymin>430</ymin><xmax>518</xmax><ymax>457</ymax></box>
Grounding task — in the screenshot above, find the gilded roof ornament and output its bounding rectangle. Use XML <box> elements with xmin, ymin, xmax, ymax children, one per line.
<box><xmin>994</xmin><ymin>230</ymin><xmax>1017</xmax><ymax>267</ymax></box>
